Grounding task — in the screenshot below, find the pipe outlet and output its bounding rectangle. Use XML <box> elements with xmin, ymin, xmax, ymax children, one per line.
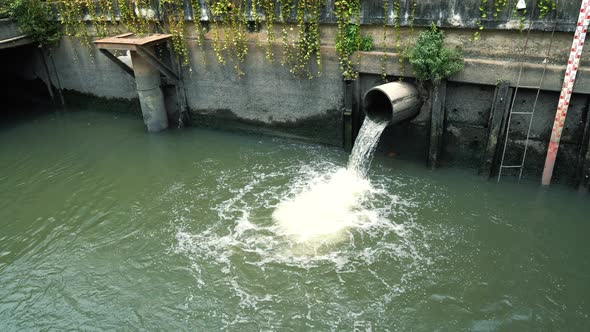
<box><xmin>363</xmin><ymin>82</ymin><xmax>422</xmax><ymax>124</ymax></box>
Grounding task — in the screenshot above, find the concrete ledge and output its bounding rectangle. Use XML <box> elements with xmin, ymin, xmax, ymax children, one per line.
<box><xmin>0</xmin><ymin>34</ymin><xmax>34</xmax><ymax>50</ymax></box>
<box><xmin>0</xmin><ymin>19</ymin><xmax>34</xmax><ymax>49</ymax></box>
<box><xmin>357</xmin><ymin>51</ymin><xmax>590</xmax><ymax>94</ymax></box>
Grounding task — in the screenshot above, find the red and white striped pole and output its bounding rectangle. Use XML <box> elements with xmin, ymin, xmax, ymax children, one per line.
<box><xmin>542</xmin><ymin>0</ymin><xmax>590</xmax><ymax>186</ymax></box>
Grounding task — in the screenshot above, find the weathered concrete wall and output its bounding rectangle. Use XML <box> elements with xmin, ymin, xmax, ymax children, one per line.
<box><xmin>355</xmin><ymin>73</ymin><xmax>590</xmax><ymax>186</ymax></box>
<box><xmin>0</xmin><ymin>18</ymin><xmax>34</xmax><ymax>49</ymax></box>
<box><xmin>49</xmin><ymin>37</ymin><xmax>137</xmax><ymax>99</ymax></box>
<box><xmin>184</xmin><ymin>41</ymin><xmax>343</xmax><ymax>144</ymax></box>
<box><xmin>185</xmin><ymin>0</ymin><xmax>581</xmax><ymax>31</ymax></box>
<box><xmin>0</xmin><ymin>19</ymin><xmax>22</xmax><ymax>40</ymax></box>
<box><xmin>45</xmin><ymin>23</ymin><xmax>346</xmax><ymax>145</ymax></box>
<box><xmin>36</xmin><ymin>6</ymin><xmax>590</xmax><ymax>186</ymax></box>
<box><xmin>443</xmin><ymin>82</ymin><xmax>495</xmax><ymax>169</ymax></box>
<box><xmin>356</xmin><ymin>0</ymin><xmax>580</xmax><ymax>31</ymax></box>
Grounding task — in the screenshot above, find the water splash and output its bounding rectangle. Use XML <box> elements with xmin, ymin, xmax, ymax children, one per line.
<box><xmin>272</xmin><ymin>168</ymin><xmax>377</xmax><ymax>243</ymax></box>
<box><xmin>273</xmin><ymin>118</ymin><xmax>389</xmax><ymax>242</ymax></box>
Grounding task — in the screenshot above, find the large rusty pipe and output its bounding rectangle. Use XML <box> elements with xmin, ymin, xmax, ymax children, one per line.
<box><xmin>363</xmin><ymin>82</ymin><xmax>422</xmax><ymax>124</ymax></box>
<box><xmin>130</xmin><ymin>47</ymin><xmax>168</xmax><ymax>132</ymax></box>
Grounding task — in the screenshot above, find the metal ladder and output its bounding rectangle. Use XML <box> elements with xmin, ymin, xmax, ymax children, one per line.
<box><xmin>497</xmin><ymin>2</ymin><xmax>559</xmax><ymax>183</ymax></box>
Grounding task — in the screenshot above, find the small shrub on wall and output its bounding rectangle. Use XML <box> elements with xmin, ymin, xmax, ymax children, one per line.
<box><xmin>2</xmin><ymin>0</ymin><xmax>60</xmax><ymax>45</ymax></box>
<box><xmin>406</xmin><ymin>23</ymin><xmax>464</xmax><ymax>84</ymax></box>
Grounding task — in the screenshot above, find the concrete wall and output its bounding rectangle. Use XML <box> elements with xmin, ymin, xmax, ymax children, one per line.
<box><xmin>354</xmin><ymin>73</ymin><xmax>590</xmax><ymax>187</ymax></box>
<box><xmin>49</xmin><ymin>37</ymin><xmax>137</xmax><ymax>99</ymax></box>
<box><xmin>0</xmin><ymin>19</ymin><xmax>34</xmax><ymax>49</ymax></box>
<box><xmin>356</xmin><ymin>0</ymin><xmax>581</xmax><ymax>31</ymax></box>
<box><xmin>36</xmin><ymin>4</ymin><xmax>590</xmax><ymax>187</ymax></box>
<box><xmin>46</xmin><ymin>23</ymin><xmax>347</xmax><ymax>145</ymax></box>
<box><xmin>185</xmin><ymin>0</ymin><xmax>581</xmax><ymax>31</ymax></box>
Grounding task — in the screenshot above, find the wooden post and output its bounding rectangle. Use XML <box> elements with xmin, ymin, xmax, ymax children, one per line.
<box><xmin>352</xmin><ymin>77</ymin><xmax>362</xmax><ymax>144</ymax></box>
<box><xmin>428</xmin><ymin>80</ymin><xmax>447</xmax><ymax>169</ymax></box>
<box><xmin>46</xmin><ymin>47</ymin><xmax>65</xmax><ymax>106</ymax></box>
<box><xmin>481</xmin><ymin>82</ymin><xmax>512</xmax><ymax>178</ymax></box>
<box><xmin>580</xmin><ymin>138</ymin><xmax>590</xmax><ymax>193</ymax></box>
<box><xmin>343</xmin><ymin>79</ymin><xmax>354</xmax><ymax>152</ymax></box>
<box><xmin>576</xmin><ymin>100</ymin><xmax>590</xmax><ymax>192</ymax></box>
<box><xmin>37</xmin><ymin>46</ymin><xmax>55</xmax><ymax>103</ymax></box>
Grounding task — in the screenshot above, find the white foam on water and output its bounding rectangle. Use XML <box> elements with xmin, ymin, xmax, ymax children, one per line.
<box><xmin>273</xmin><ymin>118</ymin><xmax>389</xmax><ymax>243</ymax></box>
<box><xmin>169</xmin><ymin>130</ymin><xmax>442</xmax><ymax>321</ymax></box>
<box><xmin>272</xmin><ymin>168</ymin><xmax>378</xmax><ymax>243</ymax></box>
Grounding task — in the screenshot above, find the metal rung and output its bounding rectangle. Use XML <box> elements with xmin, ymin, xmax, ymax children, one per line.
<box><xmin>497</xmin><ymin>14</ymin><xmax>558</xmax><ymax>184</ymax></box>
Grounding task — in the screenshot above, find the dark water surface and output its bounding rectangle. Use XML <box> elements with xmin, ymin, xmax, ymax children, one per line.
<box><xmin>1</xmin><ymin>108</ymin><xmax>589</xmax><ymax>331</ymax></box>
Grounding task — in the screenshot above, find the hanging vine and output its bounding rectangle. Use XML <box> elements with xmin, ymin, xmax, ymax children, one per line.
<box><xmin>206</xmin><ymin>0</ymin><xmax>249</xmax><ymax>75</ymax></box>
<box><xmin>394</xmin><ymin>0</ymin><xmax>406</xmax><ymax>78</ymax></box>
<box><xmin>160</xmin><ymin>0</ymin><xmax>189</xmax><ymax>64</ymax></box>
<box><xmin>380</xmin><ymin>0</ymin><xmax>388</xmax><ymax>82</ymax></box>
<box><xmin>47</xmin><ymin>0</ymin><xmax>376</xmax><ymax>79</ymax></box>
<box><xmin>493</xmin><ymin>0</ymin><xmax>507</xmax><ymax>18</ymax></box>
<box><xmin>514</xmin><ymin>3</ymin><xmax>528</xmax><ymax>33</ymax></box>
<box><xmin>189</xmin><ymin>0</ymin><xmax>204</xmax><ymax>46</ymax></box>
<box><xmin>334</xmin><ymin>0</ymin><xmax>361</xmax><ymax>80</ymax></box>
<box><xmin>118</xmin><ymin>0</ymin><xmax>149</xmax><ymax>34</ymax></box>
<box><xmin>251</xmin><ymin>0</ymin><xmax>263</xmax><ymax>49</ymax></box>
<box><xmin>233</xmin><ymin>0</ymin><xmax>249</xmax><ymax>74</ymax></box>
<box><xmin>538</xmin><ymin>0</ymin><xmax>556</xmax><ymax>19</ymax></box>
<box><xmin>283</xmin><ymin>0</ymin><xmax>322</xmax><ymax>78</ymax></box>
<box><xmin>393</xmin><ymin>0</ymin><xmax>400</xmax><ymax>52</ymax></box>
<box><xmin>473</xmin><ymin>0</ymin><xmax>487</xmax><ymax>41</ymax></box>
<box><xmin>58</xmin><ymin>0</ymin><xmax>91</xmax><ymax>49</ymax></box>
<box><xmin>84</xmin><ymin>0</ymin><xmax>106</xmax><ymax>37</ymax></box>
<box><xmin>398</xmin><ymin>1</ymin><xmax>416</xmax><ymax>79</ymax></box>
<box><xmin>261</xmin><ymin>0</ymin><xmax>276</xmax><ymax>61</ymax></box>
<box><xmin>279</xmin><ymin>0</ymin><xmax>296</xmax><ymax>67</ymax></box>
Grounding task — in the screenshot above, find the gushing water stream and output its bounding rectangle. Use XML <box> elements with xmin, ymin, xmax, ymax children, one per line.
<box><xmin>347</xmin><ymin>119</ymin><xmax>389</xmax><ymax>178</ymax></box>
<box><xmin>273</xmin><ymin>118</ymin><xmax>389</xmax><ymax>242</ymax></box>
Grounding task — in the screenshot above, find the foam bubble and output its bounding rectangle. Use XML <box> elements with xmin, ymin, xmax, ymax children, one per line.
<box><xmin>273</xmin><ymin>168</ymin><xmax>378</xmax><ymax>243</ymax></box>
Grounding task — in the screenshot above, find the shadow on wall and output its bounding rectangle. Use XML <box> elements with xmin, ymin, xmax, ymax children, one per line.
<box><xmin>0</xmin><ymin>45</ymin><xmax>55</xmax><ymax>108</ymax></box>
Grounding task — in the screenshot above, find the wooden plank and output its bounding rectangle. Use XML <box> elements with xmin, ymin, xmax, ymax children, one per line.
<box><xmin>0</xmin><ymin>34</ymin><xmax>34</xmax><ymax>50</ymax></box>
<box><xmin>136</xmin><ymin>34</ymin><xmax>173</xmax><ymax>46</ymax></box>
<box><xmin>481</xmin><ymin>82</ymin><xmax>512</xmax><ymax>178</ymax></box>
<box><xmin>114</xmin><ymin>32</ymin><xmax>135</xmax><ymax>38</ymax></box>
<box><xmin>428</xmin><ymin>80</ymin><xmax>447</xmax><ymax>169</ymax></box>
<box><xmin>352</xmin><ymin>77</ymin><xmax>362</xmax><ymax>143</ymax></box>
<box><xmin>94</xmin><ymin>33</ymin><xmax>172</xmax><ymax>47</ymax></box>
<box><xmin>99</xmin><ymin>49</ymin><xmax>135</xmax><ymax>78</ymax></box>
<box><xmin>575</xmin><ymin>98</ymin><xmax>590</xmax><ymax>192</ymax></box>
<box><xmin>167</xmin><ymin>43</ymin><xmax>190</xmax><ymax>127</ymax></box>
<box><xmin>343</xmin><ymin>80</ymin><xmax>354</xmax><ymax>152</ymax></box>
<box><xmin>95</xmin><ymin>43</ymin><xmax>138</xmax><ymax>51</ymax></box>
<box><xmin>581</xmin><ymin>137</ymin><xmax>590</xmax><ymax>193</ymax></box>
<box><xmin>46</xmin><ymin>47</ymin><xmax>65</xmax><ymax>106</ymax></box>
<box><xmin>37</xmin><ymin>47</ymin><xmax>55</xmax><ymax>103</ymax></box>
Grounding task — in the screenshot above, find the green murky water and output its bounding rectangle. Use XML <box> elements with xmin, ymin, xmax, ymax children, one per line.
<box><xmin>1</xmin><ymin>107</ymin><xmax>589</xmax><ymax>331</ymax></box>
